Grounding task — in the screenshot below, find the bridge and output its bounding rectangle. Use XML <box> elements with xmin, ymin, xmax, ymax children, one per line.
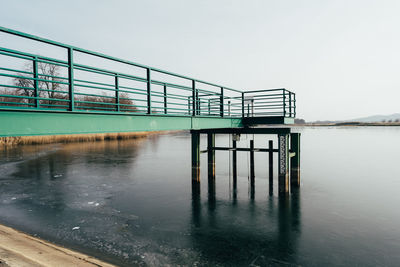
<box><xmin>0</xmin><ymin>27</ymin><xmax>296</xmax><ymax>137</ymax></box>
<box><xmin>0</xmin><ymin>27</ymin><xmax>299</xmax><ymax>194</ymax></box>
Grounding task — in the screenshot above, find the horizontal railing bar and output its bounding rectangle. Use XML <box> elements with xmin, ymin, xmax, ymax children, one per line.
<box><xmin>75</xmin><ymin>105</ymin><xmax>117</xmax><ymax>111</ymax></box>
<box><xmin>251</xmin><ymin>104</ymin><xmax>285</xmax><ymax>108</ymax></box>
<box><xmin>118</xmin><ymin>85</ymin><xmax>147</xmax><ymax>93</ymax></box>
<box><xmin>39</xmin><ymin>104</ymin><xmax>69</xmax><ymax>108</ymax></box>
<box><xmin>74</xmin><ymin>100</ymin><xmax>118</xmax><ymax>106</ymax></box>
<box><xmin>246</xmin><ymin>93</ymin><xmax>284</xmax><ymax>98</ymax></box>
<box><xmin>244</xmin><ymin>88</ymin><xmax>285</xmax><ymax>93</ymax></box>
<box><xmin>0</xmin><ymin>67</ymin><xmax>33</xmax><ymax>75</ymax></box>
<box><xmin>38</xmin><ymin>73</ymin><xmax>69</xmax><ymax>80</ymax></box>
<box><xmin>73</xmin><ymin>82</ymin><xmax>117</xmax><ymax>92</ymax></box>
<box><xmin>0</xmin><ymin>50</ymin><xmax>34</xmax><ymax>61</ymax></box>
<box><xmin>74</xmin><ymin>63</ymin><xmax>147</xmax><ymax>82</ymax></box>
<box><xmin>0</xmin><ymin>84</ymin><xmax>35</xmax><ymax>91</ymax></box>
<box><xmin>73</xmin><ymin>78</ymin><xmax>115</xmax><ymax>88</ymax></box>
<box><xmin>0</xmin><ymin>101</ymin><xmax>34</xmax><ymax>106</ymax></box>
<box><xmin>35</xmin><ymin>89</ymin><xmax>68</xmax><ymax>94</ymax></box>
<box><xmin>35</xmin><ymin>58</ymin><xmax>69</xmax><ymax>68</ymax></box>
<box><xmin>0</xmin><ymin>73</ymin><xmax>70</xmax><ymax>85</ymax></box>
<box><xmin>0</xmin><ymin>47</ymin><xmax>69</xmax><ymax>66</ymax></box>
<box><xmin>74</xmin><ymin>92</ymin><xmax>115</xmax><ymax>99</ymax></box>
<box><xmin>0</xmin><ymin>94</ymin><xmax>70</xmax><ymax>102</ymax></box>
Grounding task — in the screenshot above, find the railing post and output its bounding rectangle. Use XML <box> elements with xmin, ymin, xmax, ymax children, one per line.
<box><xmin>220</xmin><ymin>87</ymin><xmax>224</xmax><ymax>117</ymax></box>
<box><xmin>115</xmin><ymin>74</ymin><xmax>119</xmax><ymax>112</ymax></box>
<box><xmin>241</xmin><ymin>92</ymin><xmax>245</xmax><ymax>118</ymax></box>
<box><xmin>289</xmin><ymin>91</ymin><xmax>292</xmax><ymax>117</ymax></box>
<box><xmin>196</xmin><ymin>88</ymin><xmax>200</xmax><ymax>115</ymax></box>
<box><xmin>228</xmin><ymin>101</ymin><xmax>231</xmax><ymax>116</ymax></box>
<box><xmin>32</xmin><ymin>57</ymin><xmax>39</xmax><ymax>108</ymax></box>
<box><xmin>208</xmin><ymin>99</ymin><xmax>211</xmax><ymax>115</ymax></box>
<box><xmin>282</xmin><ymin>89</ymin><xmax>286</xmax><ymax>117</ymax></box>
<box><xmin>163</xmin><ymin>83</ymin><xmax>167</xmax><ymax>114</ymax></box>
<box><xmin>192</xmin><ymin>80</ymin><xmax>196</xmax><ymax>116</ymax></box>
<box><xmin>68</xmin><ymin>48</ymin><xmax>74</xmax><ymax>111</ymax></box>
<box><xmin>146</xmin><ymin>68</ymin><xmax>151</xmax><ymax>114</ymax></box>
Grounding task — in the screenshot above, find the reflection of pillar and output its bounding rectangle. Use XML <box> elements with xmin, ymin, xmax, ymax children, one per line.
<box><xmin>207</xmin><ymin>133</ymin><xmax>215</xmax><ymax>180</ymax></box>
<box><xmin>192</xmin><ymin>131</ymin><xmax>200</xmax><ymax>182</ymax></box>
<box><xmin>232</xmin><ymin>139</ymin><xmax>237</xmax><ymax>196</ymax></box>
<box><xmin>191</xmin><ymin>179</ymin><xmax>201</xmax><ymax>227</ymax></box>
<box><xmin>278</xmin><ymin>134</ymin><xmax>289</xmax><ymax>194</ymax></box>
<box><xmin>207</xmin><ymin>170</ymin><xmax>216</xmax><ymax>216</ymax></box>
<box><xmin>207</xmin><ymin>134</ymin><xmax>216</xmax><ymax>214</ymax></box>
<box><xmin>290</xmin><ymin>133</ymin><xmax>301</xmax><ymax>189</ymax></box>
<box><xmin>250</xmin><ymin>139</ymin><xmax>255</xmax><ymax>199</ymax></box>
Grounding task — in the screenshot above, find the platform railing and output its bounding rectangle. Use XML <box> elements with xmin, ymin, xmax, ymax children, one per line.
<box><xmin>0</xmin><ymin>27</ymin><xmax>295</xmax><ymax>119</ymax></box>
<box><xmin>242</xmin><ymin>89</ymin><xmax>296</xmax><ymax>117</ymax></box>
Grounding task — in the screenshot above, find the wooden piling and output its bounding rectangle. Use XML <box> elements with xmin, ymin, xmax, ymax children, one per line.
<box><xmin>278</xmin><ymin>134</ymin><xmax>289</xmax><ymax>194</ymax></box>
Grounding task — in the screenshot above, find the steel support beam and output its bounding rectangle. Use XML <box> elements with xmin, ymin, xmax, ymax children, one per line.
<box><xmin>278</xmin><ymin>134</ymin><xmax>289</xmax><ymax>195</ymax></box>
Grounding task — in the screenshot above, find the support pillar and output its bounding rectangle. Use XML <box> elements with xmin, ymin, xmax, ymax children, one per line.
<box><xmin>207</xmin><ymin>133</ymin><xmax>215</xmax><ymax>180</ymax></box>
<box><xmin>290</xmin><ymin>133</ymin><xmax>301</xmax><ymax>189</ymax></box>
<box><xmin>250</xmin><ymin>139</ymin><xmax>255</xmax><ymax>199</ymax></box>
<box><xmin>268</xmin><ymin>140</ymin><xmax>273</xmax><ymax>196</ymax></box>
<box><xmin>278</xmin><ymin>134</ymin><xmax>289</xmax><ymax>195</ymax></box>
<box><xmin>232</xmin><ymin>139</ymin><xmax>237</xmax><ymax>197</ymax></box>
<box><xmin>192</xmin><ymin>131</ymin><xmax>200</xmax><ymax>182</ymax></box>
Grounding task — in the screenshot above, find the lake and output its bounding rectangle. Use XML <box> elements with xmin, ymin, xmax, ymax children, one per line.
<box><xmin>0</xmin><ymin>127</ymin><xmax>400</xmax><ymax>266</ymax></box>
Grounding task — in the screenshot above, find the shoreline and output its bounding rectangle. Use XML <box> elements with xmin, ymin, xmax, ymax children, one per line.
<box><xmin>0</xmin><ymin>223</ymin><xmax>115</xmax><ymax>267</ymax></box>
<box><xmin>0</xmin><ymin>130</ymin><xmax>181</xmax><ymax>147</ymax></box>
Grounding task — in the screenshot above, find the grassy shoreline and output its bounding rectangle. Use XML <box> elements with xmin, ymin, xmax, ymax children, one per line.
<box><xmin>0</xmin><ymin>131</ymin><xmax>168</xmax><ymax>146</ymax></box>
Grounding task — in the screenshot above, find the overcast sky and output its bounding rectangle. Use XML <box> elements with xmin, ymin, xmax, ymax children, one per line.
<box><xmin>1</xmin><ymin>0</ymin><xmax>399</xmax><ymax>121</ymax></box>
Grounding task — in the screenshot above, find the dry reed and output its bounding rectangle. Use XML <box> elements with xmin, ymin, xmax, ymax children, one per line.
<box><xmin>0</xmin><ymin>132</ymin><xmax>155</xmax><ymax>147</ymax></box>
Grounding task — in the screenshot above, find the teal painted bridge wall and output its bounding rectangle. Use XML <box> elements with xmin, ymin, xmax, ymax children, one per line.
<box><xmin>0</xmin><ymin>111</ymin><xmax>243</xmax><ymax>137</ymax></box>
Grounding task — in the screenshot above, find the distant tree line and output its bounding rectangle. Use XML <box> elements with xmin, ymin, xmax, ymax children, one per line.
<box><xmin>382</xmin><ymin>119</ymin><xmax>400</xmax><ymax>123</ymax></box>
<box><xmin>294</xmin><ymin>118</ymin><xmax>306</xmax><ymax>124</ymax></box>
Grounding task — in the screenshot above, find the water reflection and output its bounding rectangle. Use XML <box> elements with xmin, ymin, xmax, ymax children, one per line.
<box><xmin>191</xmin><ymin>179</ymin><xmax>301</xmax><ymax>266</ymax></box>
<box><xmin>0</xmin><ymin>138</ymin><xmax>147</xmax><ymax>220</ymax></box>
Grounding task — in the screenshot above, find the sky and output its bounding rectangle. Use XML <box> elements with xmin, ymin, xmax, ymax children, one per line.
<box><xmin>1</xmin><ymin>0</ymin><xmax>399</xmax><ymax>121</ymax></box>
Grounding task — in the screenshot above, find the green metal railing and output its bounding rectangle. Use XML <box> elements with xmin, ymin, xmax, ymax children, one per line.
<box><xmin>0</xmin><ymin>27</ymin><xmax>296</xmax><ymax>118</ymax></box>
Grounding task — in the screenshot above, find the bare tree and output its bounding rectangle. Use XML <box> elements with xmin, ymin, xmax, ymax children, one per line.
<box><xmin>13</xmin><ymin>62</ymin><xmax>65</xmax><ymax>105</ymax></box>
